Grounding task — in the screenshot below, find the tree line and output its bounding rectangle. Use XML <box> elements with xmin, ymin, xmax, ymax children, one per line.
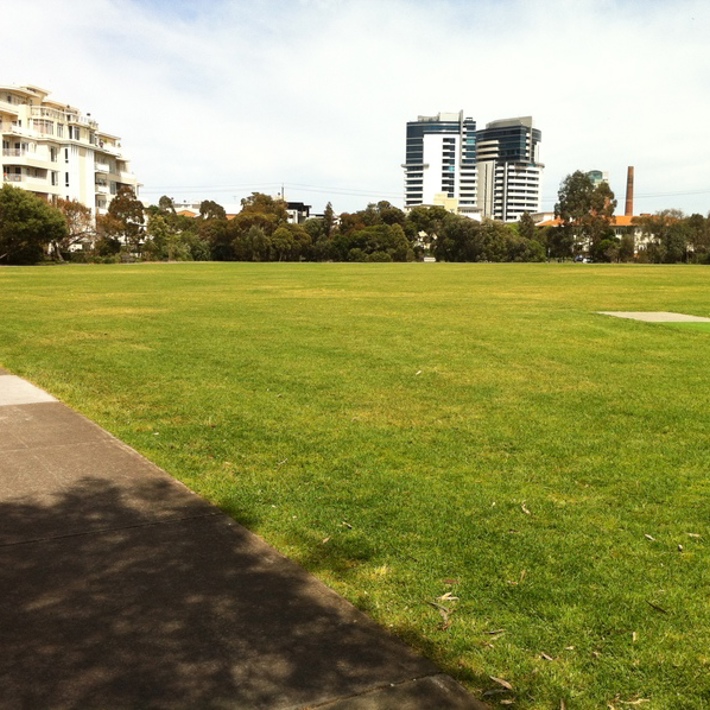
<box><xmin>2</xmin><ymin>175</ymin><xmax>710</xmax><ymax>265</ymax></box>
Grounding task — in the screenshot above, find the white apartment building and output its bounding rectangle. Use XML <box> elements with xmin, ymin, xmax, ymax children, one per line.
<box><xmin>404</xmin><ymin>113</ymin><xmax>543</xmax><ymax>222</ymax></box>
<box><xmin>0</xmin><ymin>84</ymin><xmax>138</xmax><ymax>215</ymax></box>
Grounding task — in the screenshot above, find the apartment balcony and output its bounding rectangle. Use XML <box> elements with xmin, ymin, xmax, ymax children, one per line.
<box><xmin>94</xmin><ymin>161</ymin><xmax>110</xmax><ymax>173</ymax></box>
<box><xmin>95</xmin><ymin>141</ymin><xmax>122</xmax><ymax>157</ymax></box>
<box><xmin>95</xmin><ymin>182</ymin><xmax>109</xmax><ymax>195</ymax></box>
<box><xmin>2</xmin><ymin>150</ymin><xmax>54</xmax><ymax>169</ymax></box>
<box><xmin>3</xmin><ymin>173</ymin><xmax>55</xmax><ymax>191</ymax></box>
<box><xmin>0</xmin><ymin>121</ymin><xmax>32</xmax><ymax>137</ymax></box>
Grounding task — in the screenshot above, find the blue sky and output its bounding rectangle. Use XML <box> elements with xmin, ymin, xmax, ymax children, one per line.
<box><xmin>6</xmin><ymin>0</ymin><xmax>710</xmax><ymax>215</ymax></box>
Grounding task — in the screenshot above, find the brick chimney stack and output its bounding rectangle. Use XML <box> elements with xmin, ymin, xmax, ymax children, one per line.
<box><xmin>625</xmin><ymin>166</ymin><xmax>634</xmax><ymax>217</ymax></box>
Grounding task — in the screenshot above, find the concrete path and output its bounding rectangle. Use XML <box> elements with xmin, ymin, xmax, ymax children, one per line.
<box><xmin>598</xmin><ymin>311</ymin><xmax>710</xmax><ymax>323</ymax></box>
<box><xmin>0</xmin><ymin>368</ymin><xmax>485</xmax><ymax>709</ymax></box>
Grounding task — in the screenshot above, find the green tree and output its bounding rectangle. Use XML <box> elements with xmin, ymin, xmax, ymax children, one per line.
<box><xmin>158</xmin><ymin>195</ymin><xmax>176</xmax><ymax>214</ymax></box>
<box><xmin>405</xmin><ymin>205</ymin><xmax>449</xmax><ymax>257</ymax></box>
<box><xmin>106</xmin><ymin>186</ymin><xmax>145</xmax><ymax>255</ymax></box>
<box><xmin>517</xmin><ymin>211</ymin><xmax>536</xmax><ymax>240</ymax></box>
<box><xmin>323</xmin><ymin>201</ymin><xmax>335</xmax><ymax>238</ymax></box>
<box><xmin>635</xmin><ymin>210</ymin><xmax>688</xmax><ymax>263</ymax></box>
<box><xmin>0</xmin><ymin>184</ymin><xmax>66</xmax><ymax>264</ymax></box>
<box><xmin>53</xmin><ymin>198</ymin><xmax>94</xmax><ymax>260</ymax></box>
<box><xmin>199</xmin><ymin>200</ymin><xmax>226</xmax><ymax>221</ymax></box>
<box><xmin>555</xmin><ymin>171</ymin><xmax>617</xmax><ymax>257</ymax></box>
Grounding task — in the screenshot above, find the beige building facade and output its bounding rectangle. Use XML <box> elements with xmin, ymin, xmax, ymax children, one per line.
<box><xmin>1</xmin><ymin>84</ymin><xmax>138</xmax><ymax>215</ymax></box>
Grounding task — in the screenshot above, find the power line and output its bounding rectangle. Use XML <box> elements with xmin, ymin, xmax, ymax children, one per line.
<box><xmin>139</xmin><ymin>181</ymin><xmax>402</xmax><ymax>199</ymax></box>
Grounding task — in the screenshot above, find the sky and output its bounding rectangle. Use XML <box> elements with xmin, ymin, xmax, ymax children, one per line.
<box><xmin>5</xmin><ymin>0</ymin><xmax>710</xmax><ymax>216</ymax></box>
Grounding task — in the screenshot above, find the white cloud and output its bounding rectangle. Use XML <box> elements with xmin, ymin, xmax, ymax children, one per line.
<box><xmin>5</xmin><ymin>0</ymin><xmax>710</xmax><ymax>214</ymax></box>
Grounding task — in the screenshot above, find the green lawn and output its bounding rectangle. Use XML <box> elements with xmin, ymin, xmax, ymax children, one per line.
<box><xmin>1</xmin><ymin>262</ymin><xmax>709</xmax><ymax>708</ymax></box>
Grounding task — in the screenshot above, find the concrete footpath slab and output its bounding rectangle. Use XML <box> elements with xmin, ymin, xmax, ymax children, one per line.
<box><xmin>0</xmin><ymin>369</ymin><xmax>486</xmax><ymax>710</ymax></box>
<box><xmin>598</xmin><ymin>310</ymin><xmax>710</xmax><ymax>323</ymax></box>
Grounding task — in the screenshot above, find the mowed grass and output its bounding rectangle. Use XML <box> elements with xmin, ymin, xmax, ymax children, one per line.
<box><xmin>1</xmin><ymin>262</ymin><xmax>709</xmax><ymax>708</ymax></box>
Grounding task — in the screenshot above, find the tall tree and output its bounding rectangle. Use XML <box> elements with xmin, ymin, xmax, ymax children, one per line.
<box><xmin>106</xmin><ymin>186</ymin><xmax>145</xmax><ymax>254</ymax></box>
<box><xmin>53</xmin><ymin>198</ymin><xmax>94</xmax><ymax>260</ymax></box>
<box><xmin>555</xmin><ymin>171</ymin><xmax>617</xmax><ymax>258</ymax></box>
<box><xmin>199</xmin><ymin>200</ymin><xmax>226</xmax><ymax>221</ymax></box>
<box><xmin>0</xmin><ymin>184</ymin><xmax>66</xmax><ymax>264</ymax></box>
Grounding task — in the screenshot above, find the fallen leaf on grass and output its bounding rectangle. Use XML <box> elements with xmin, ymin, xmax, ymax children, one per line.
<box><xmin>490</xmin><ymin>676</ymin><xmax>514</xmax><ymax>691</ymax></box>
<box><xmin>687</xmin><ymin>532</ymin><xmax>701</xmax><ymax>539</ymax></box>
<box><xmin>482</xmin><ymin>689</ymin><xmax>508</xmax><ymax>698</ymax></box>
<box><xmin>644</xmin><ymin>534</ymin><xmax>656</xmax><ymax>541</ymax></box>
<box><xmin>646</xmin><ymin>600</ymin><xmax>669</xmax><ymax>614</ymax></box>
<box><xmin>438</xmin><ymin>592</ymin><xmax>459</xmax><ymax>602</ymax></box>
<box><xmin>341</xmin><ymin>521</ymin><xmax>353</xmax><ymax>529</ymax></box>
<box><xmin>415</xmin><ymin>370</ymin><xmax>422</xmax><ymax>376</ymax></box>
<box><xmin>678</xmin><ymin>544</ymin><xmax>684</xmax><ymax>552</ymax></box>
<box><xmin>500</xmin><ymin>700</ymin><xmax>515</xmax><ymax>706</ymax></box>
<box><xmin>540</xmin><ymin>652</ymin><xmax>555</xmax><ymax>661</ymax></box>
<box><xmin>321</xmin><ymin>537</ymin><xmax>331</xmax><ymax>544</ymax></box>
<box><xmin>427</xmin><ymin>601</ymin><xmax>454</xmax><ymax>630</ymax></box>
<box><xmin>487</xmin><ymin>628</ymin><xmax>506</xmax><ymax>635</ymax></box>
<box><xmin>521</xmin><ymin>502</ymin><xmax>531</xmax><ymax>515</ymax></box>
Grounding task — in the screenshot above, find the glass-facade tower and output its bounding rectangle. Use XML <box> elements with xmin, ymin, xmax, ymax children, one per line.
<box><xmin>403</xmin><ymin>112</ymin><xmax>543</xmax><ymax>222</ymax></box>
<box><xmin>403</xmin><ymin>112</ymin><xmax>477</xmax><ymax>211</ymax></box>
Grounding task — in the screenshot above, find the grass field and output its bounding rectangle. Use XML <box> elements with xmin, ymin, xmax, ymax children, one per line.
<box><xmin>1</xmin><ymin>262</ymin><xmax>709</xmax><ymax>708</ymax></box>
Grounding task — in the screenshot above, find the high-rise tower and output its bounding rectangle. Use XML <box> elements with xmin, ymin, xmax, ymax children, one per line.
<box><xmin>403</xmin><ymin>112</ymin><xmax>477</xmax><ymax>212</ymax></box>
<box><xmin>404</xmin><ymin>112</ymin><xmax>543</xmax><ymax>222</ymax></box>
<box><xmin>475</xmin><ymin>116</ymin><xmax>543</xmax><ymax>222</ymax></box>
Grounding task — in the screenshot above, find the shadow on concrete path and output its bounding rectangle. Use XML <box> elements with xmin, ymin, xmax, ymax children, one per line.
<box><xmin>0</xmin><ymin>375</ymin><xmax>484</xmax><ymax>709</ymax></box>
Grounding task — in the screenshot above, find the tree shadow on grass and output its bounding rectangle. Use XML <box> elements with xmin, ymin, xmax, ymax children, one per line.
<box><xmin>0</xmin><ymin>477</ymin><xmax>444</xmax><ymax>709</ymax></box>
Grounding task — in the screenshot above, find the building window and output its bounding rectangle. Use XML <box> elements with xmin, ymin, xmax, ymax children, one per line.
<box><xmin>65</xmin><ymin>172</ymin><xmax>69</xmax><ymax>187</ymax></box>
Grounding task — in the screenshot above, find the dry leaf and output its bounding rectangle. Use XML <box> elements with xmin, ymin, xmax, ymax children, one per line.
<box><xmin>415</xmin><ymin>370</ymin><xmax>422</xmax><ymax>375</ymax></box>
<box><xmin>427</xmin><ymin>601</ymin><xmax>453</xmax><ymax>629</ymax></box>
<box><xmin>632</xmin><ymin>631</ymin><xmax>637</xmax><ymax>643</ymax></box>
<box><xmin>521</xmin><ymin>502</ymin><xmax>531</xmax><ymax>515</ymax></box>
<box><xmin>687</xmin><ymin>532</ymin><xmax>701</xmax><ymax>539</ymax></box>
<box><xmin>646</xmin><ymin>600</ymin><xmax>668</xmax><ymax>614</ymax></box>
<box><xmin>678</xmin><ymin>544</ymin><xmax>684</xmax><ymax>552</ymax></box>
<box><xmin>341</xmin><ymin>521</ymin><xmax>353</xmax><ymax>529</ymax></box>
<box><xmin>321</xmin><ymin>537</ymin><xmax>331</xmax><ymax>544</ymax></box>
<box><xmin>487</xmin><ymin>629</ymin><xmax>506</xmax><ymax>635</ymax></box>
<box><xmin>501</xmin><ymin>701</ymin><xmax>515</xmax><ymax>706</ymax></box>
<box><xmin>541</xmin><ymin>652</ymin><xmax>554</xmax><ymax>661</ymax></box>
<box><xmin>490</xmin><ymin>676</ymin><xmax>514</xmax><ymax>691</ymax></box>
<box><xmin>438</xmin><ymin>592</ymin><xmax>459</xmax><ymax>602</ymax></box>
<box><xmin>644</xmin><ymin>533</ymin><xmax>655</xmax><ymax>541</ymax></box>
